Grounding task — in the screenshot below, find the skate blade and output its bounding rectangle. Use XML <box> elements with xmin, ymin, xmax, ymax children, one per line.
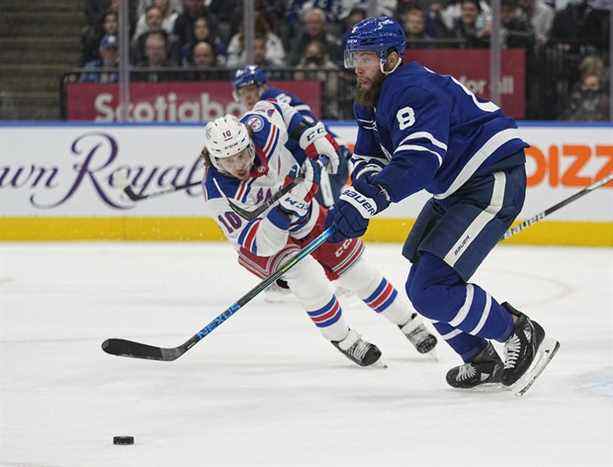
<box><xmin>422</xmin><ymin>348</ymin><xmax>439</xmax><ymax>362</ymax></box>
<box><xmin>370</xmin><ymin>358</ymin><xmax>389</xmax><ymax>369</ymax></box>
<box><xmin>512</xmin><ymin>338</ymin><xmax>560</xmax><ymax>397</ymax></box>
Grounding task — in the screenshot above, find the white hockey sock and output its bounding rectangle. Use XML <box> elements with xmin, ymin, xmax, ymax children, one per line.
<box><xmin>335</xmin><ymin>257</ymin><xmax>414</xmax><ymax>326</ymax></box>
<box><xmin>284</xmin><ymin>255</ymin><xmax>350</xmax><ymax>342</ymax></box>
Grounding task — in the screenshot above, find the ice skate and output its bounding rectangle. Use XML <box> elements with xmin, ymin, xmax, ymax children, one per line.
<box><xmin>399</xmin><ymin>313</ymin><xmax>438</xmax><ymax>354</ymax></box>
<box><xmin>446</xmin><ymin>342</ymin><xmax>503</xmax><ymax>389</ymax></box>
<box><xmin>332</xmin><ymin>329</ymin><xmax>382</xmax><ymax>367</ymax></box>
<box><xmin>500</xmin><ymin>303</ymin><xmax>560</xmax><ymax>396</ymax></box>
<box><xmin>264</xmin><ymin>279</ymin><xmax>295</xmax><ymax>303</ymax></box>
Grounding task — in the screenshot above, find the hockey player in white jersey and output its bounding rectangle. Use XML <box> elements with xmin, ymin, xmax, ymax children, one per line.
<box><xmin>200</xmin><ymin>100</ymin><xmax>437</xmax><ymax>366</ymax></box>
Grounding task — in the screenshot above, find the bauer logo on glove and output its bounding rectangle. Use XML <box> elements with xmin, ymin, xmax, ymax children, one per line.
<box><xmin>339</xmin><ymin>188</ymin><xmax>378</xmax><ymax>218</ymax></box>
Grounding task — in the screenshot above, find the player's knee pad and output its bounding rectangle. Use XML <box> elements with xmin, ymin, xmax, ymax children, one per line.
<box><xmin>284</xmin><ymin>255</ymin><xmax>335</xmax><ymax>309</ymax></box>
<box><xmin>334</xmin><ymin>256</ymin><xmax>381</xmax><ymax>296</ymax></box>
<box><xmin>405</xmin><ymin>252</ymin><xmax>464</xmax><ymax>320</ymax></box>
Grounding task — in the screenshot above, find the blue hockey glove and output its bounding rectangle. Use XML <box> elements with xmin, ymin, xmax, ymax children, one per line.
<box><xmin>326</xmin><ymin>173</ymin><xmax>391</xmax><ymax>243</ymax></box>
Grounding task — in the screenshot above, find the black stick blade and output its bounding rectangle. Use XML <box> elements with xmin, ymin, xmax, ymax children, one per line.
<box><xmin>228</xmin><ymin>199</ymin><xmax>260</xmax><ymax>221</ymax></box>
<box><xmin>102</xmin><ymin>338</ymin><xmax>184</xmax><ymax>361</ymax></box>
<box><xmin>228</xmin><ymin>180</ymin><xmax>300</xmax><ymax>221</ymax></box>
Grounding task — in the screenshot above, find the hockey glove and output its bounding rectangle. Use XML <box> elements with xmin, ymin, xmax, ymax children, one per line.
<box><xmin>326</xmin><ymin>173</ymin><xmax>391</xmax><ymax>243</ymax></box>
<box><xmin>299</xmin><ymin>122</ymin><xmax>341</xmax><ymax>174</ymax></box>
<box><xmin>278</xmin><ymin>160</ymin><xmax>321</xmax><ymax>219</ymax></box>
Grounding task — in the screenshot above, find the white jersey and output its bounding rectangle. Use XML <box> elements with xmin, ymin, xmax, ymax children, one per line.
<box><xmin>202</xmin><ymin>100</ymin><xmax>322</xmax><ymax>257</ymax></box>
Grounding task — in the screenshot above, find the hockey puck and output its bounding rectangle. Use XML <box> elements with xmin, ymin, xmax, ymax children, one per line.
<box><xmin>113</xmin><ymin>436</ymin><xmax>134</xmax><ymax>445</ymax></box>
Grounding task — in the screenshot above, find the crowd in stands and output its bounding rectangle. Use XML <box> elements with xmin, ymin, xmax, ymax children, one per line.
<box><xmin>77</xmin><ymin>0</ymin><xmax>610</xmax><ymax>120</ymax></box>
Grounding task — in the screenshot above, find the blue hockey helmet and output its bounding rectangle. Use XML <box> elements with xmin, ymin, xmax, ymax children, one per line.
<box><xmin>344</xmin><ymin>16</ymin><xmax>406</xmax><ymax>72</ymax></box>
<box><xmin>233</xmin><ymin>65</ymin><xmax>268</xmax><ymax>91</ymax></box>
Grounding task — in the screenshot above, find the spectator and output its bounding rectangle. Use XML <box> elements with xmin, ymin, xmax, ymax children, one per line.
<box><xmin>137</xmin><ymin>0</ymin><xmax>182</xmax><ymax>18</ymax></box>
<box><xmin>500</xmin><ymin>0</ymin><xmax>536</xmax><ymax>49</ymax></box>
<box><xmin>549</xmin><ymin>0</ymin><xmax>610</xmax><ymax>50</ymax></box>
<box><xmin>135</xmin><ymin>30</ymin><xmax>177</xmax><ymax>81</ymax></box>
<box><xmin>172</xmin><ymin>0</ymin><xmax>211</xmax><ymax>49</ymax></box>
<box><xmin>188</xmin><ymin>41</ymin><xmax>226</xmax><ymax>80</ymax></box>
<box><xmin>518</xmin><ymin>0</ymin><xmax>554</xmax><ymax>47</ymax></box>
<box><xmin>179</xmin><ymin>16</ymin><xmax>225</xmax><ymax>65</ymax></box>
<box><xmin>80</xmin><ymin>34</ymin><xmax>119</xmax><ymax>83</ymax></box>
<box><xmin>85</xmin><ymin>0</ymin><xmax>120</xmax><ymax>26</ymax></box>
<box><xmin>451</xmin><ymin>0</ymin><xmax>491</xmax><ymax>48</ymax></box>
<box><xmin>336</xmin><ymin>0</ymin><xmax>397</xmax><ymax>20</ymax></box>
<box><xmin>562</xmin><ymin>56</ymin><xmax>609</xmax><ymax>120</ymax></box>
<box><xmin>396</xmin><ymin>0</ymin><xmax>422</xmax><ymax>17</ymax></box>
<box><xmin>84</xmin><ymin>0</ymin><xmax>138</xmax><ymax>37</ymax></box>
<box><xmin>402</xmin><ymin>7</ymin><xmax>434</xmax><ymax>46</ymax></box>
<box><xmin>287</xmin><ymin>7</ymin><xmax>342</xmax><ymax>66</ymax></box>
<box><xmin>207</xmin><ymin>0</ymin><xmax>243</xmax><ymax>43</ymax></box>
<box><xmin>342</xmin><ymin>7</ymin><xmax>367</xmax><ymax>34</ymax></box>
<box><xmin>131</xmin><ymin>6</ymin><xmax>165</xmax><ymax>63</ymax></box>
<box><xmin>133</xmin><ymin>0</ymin><xmax>179</xmax><ymax>39</ymax></box>
<box><xmin>192</xmin><ymin>41</ymin><xmax>217</xmax><ymax>67</ymax></box>
<box><xmin>252</xmin><ymin>36</ymin><xmax>278</xmax><ymax>69</ymax></box>
<box><xmin>442</xmin><ymin>0</ymin><xmax>492</xmax><ymax>31</ymax></box>
<box><xmin>423</xmin><ymin>2</ymin><xmax>452</xmax><ymax>39</ymax></box>
<box><xmin>226</xmin><ymin>14</ymin><xmax>286</xmax><ymax>68</ymax></box>
<box><xmin>81</xmin><ymin>10</ymin><xmax>119</xmax><ymax>66</ymax></box>
<box><xmin>294</xmin><ymin>40</ymin><xmax>339</xmax><ymax>118</ymax></box>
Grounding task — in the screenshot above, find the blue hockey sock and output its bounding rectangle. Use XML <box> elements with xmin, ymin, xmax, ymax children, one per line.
<box><xmin>433</xmin><ymin>322</ymin><xmax>487</xmax><ymax>362</ymax></box>
<box><xmin>406</xmin><ymin>252</ymin><xmax>514</xmax><ymax>342</ymax></box>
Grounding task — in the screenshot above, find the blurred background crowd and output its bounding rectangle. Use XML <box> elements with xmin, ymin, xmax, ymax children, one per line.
<box><xmin>0</xmin><ymin>0</ymin><xmax>611</xmax><ymax>121</ymax></box>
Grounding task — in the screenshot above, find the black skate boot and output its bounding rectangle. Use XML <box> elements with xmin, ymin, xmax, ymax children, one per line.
<box><xmin>332</xmin><ymin>329</ymin><xmax>382</xmax><ymax>367</ymax></box>
<box><xmin>500</xmin><ymin>302</ymin><xmax>547</xmax><ymax>387</ymax></box>
<box><xmin>446</xmin><ymin>342</ymin><xmax>503</xmax><ymax>389</ymax></box>
<box><xmin>399</xmin><ymin>313</ymin><xmax>438</xmax><ymax>354</ymax></box>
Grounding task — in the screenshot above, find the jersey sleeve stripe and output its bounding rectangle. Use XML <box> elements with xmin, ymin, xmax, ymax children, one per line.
<box><xmin>293</xmin><ymin>104</ymin><xmax>312</xmax><ymax>112</ymax></box>
<box><xmin>433</xmin><ymin>128</ymin><xmax>521</xmax><ymax>199</ymax></box>
<box><xmin>235</xmin><ymin>179</ymin><xmax>248</xmax><ymax>201</ymax></box>
<box><xmin>263</xmin><ymin>125</ymin><xmax>279</xmax><ymax>157</ymax></box>
<box><xmin>395</xmin><ymin>144</ymin><xmax>443</xmax><ymax>167</ymax></box>
<box><xmin>398</xmin><ymin>131</ymin><xmax>448</xmax><ymax>151</ymax></box>
<box><xmin>240</xmin><ymin>219</ymin><xmax>261</xmax><ymax>254</ymax></box>
<box><xmin>240</xmin><ymin>178</ymin><xmax>256</xmax><ymax>203</ymax></box>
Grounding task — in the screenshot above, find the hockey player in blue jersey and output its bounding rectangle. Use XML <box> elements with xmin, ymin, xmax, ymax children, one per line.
<box><xmin>326</xmin><ymin>16</ymin><xmax>559</xmax><ymax>393</ymax></box>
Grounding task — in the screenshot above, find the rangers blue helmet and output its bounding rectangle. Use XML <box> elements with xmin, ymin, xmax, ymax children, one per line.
<box><xmin>233</xmin><ymin>65</ymin><xmax>268</xmax><ymax>91</ymax></box>
<box><xmin>344</xmin><ymin>16</ymin><xmax>406</xmax><ymax>70</ymax></box>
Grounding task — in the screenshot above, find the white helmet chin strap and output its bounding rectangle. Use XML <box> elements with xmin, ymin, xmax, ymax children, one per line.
<box><xmin>380</xmin><ymin>55</ymin><xmax>402</xmax><ymax>75</ymax></box>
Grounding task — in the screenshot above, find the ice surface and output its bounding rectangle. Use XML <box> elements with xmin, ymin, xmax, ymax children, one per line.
<box><xmin>1</xmin><ymin>243</ymin><xmax>612</xmax><ymax>467</ymax></box>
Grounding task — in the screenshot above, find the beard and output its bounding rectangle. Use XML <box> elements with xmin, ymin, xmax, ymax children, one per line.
<box><xmin>355</xmin><ymin>72</ymin><xmax>385</xmax><ymax>108</ymax></box>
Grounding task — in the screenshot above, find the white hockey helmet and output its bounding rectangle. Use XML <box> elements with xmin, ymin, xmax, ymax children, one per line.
<box><xmin>204</xmin><ymin>115</ymin><xmax>254</xmax><ymax>171</ymax></box>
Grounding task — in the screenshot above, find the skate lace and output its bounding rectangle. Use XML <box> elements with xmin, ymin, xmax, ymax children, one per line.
<box><xmin>349</xmin><ymin>339</ymin><xmax>370</xmax><ymax>361</ymax></box>
<box><xmin>504</xmin><ymin>335</ymin><xmax>521</xmax><ymax>369</ymax></box>
<box><xmin>457</xmin><ymin>364</ymin><xmax>477</xmax><ymax>381</ymax></box>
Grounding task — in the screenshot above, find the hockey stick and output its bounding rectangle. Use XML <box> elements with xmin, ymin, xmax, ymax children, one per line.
<box><xmin>502</xmin><ymin>174</ymin><xmax>612</xmax><ymax>240</ymax></box>
<box><xmin>102</xmin><ymin>226</ymin><xmax>334</xmax><ymax>361</ymax></box>
<box><xmin>103</xmin><ymin>174</ymin><xmax>610</xmax><ymax>361</ymax></box>
<box><xmin>229</xmin><ymin>157</ymin><xmax>331</xmax><ymax>221</ymax></box>
<box><xmin>123</xmin><ymin>181</ymin><xmax>201</xmax><ymax>202</ymax></box>
<box><xmin>227</xmin><ymin>179</ymin><xmax>301</xmax><ymax>221</ymax></box>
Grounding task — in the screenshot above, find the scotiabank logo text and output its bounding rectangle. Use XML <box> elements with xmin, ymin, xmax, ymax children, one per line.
<box><xmin>94</xmin><ymin>92</ymin><xmax>242</xmax><ymax>122</ymax></box>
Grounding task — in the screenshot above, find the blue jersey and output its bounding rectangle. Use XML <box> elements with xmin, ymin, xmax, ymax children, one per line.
<box><xmin>261</xmin><ymin>86</ymin><xmax>317</xmax><ymax>124</ymax></box>
<box><xmin>354</xmin><ymin>61</ymin><xmax>528</xmax><ymax>202</ymax></box>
